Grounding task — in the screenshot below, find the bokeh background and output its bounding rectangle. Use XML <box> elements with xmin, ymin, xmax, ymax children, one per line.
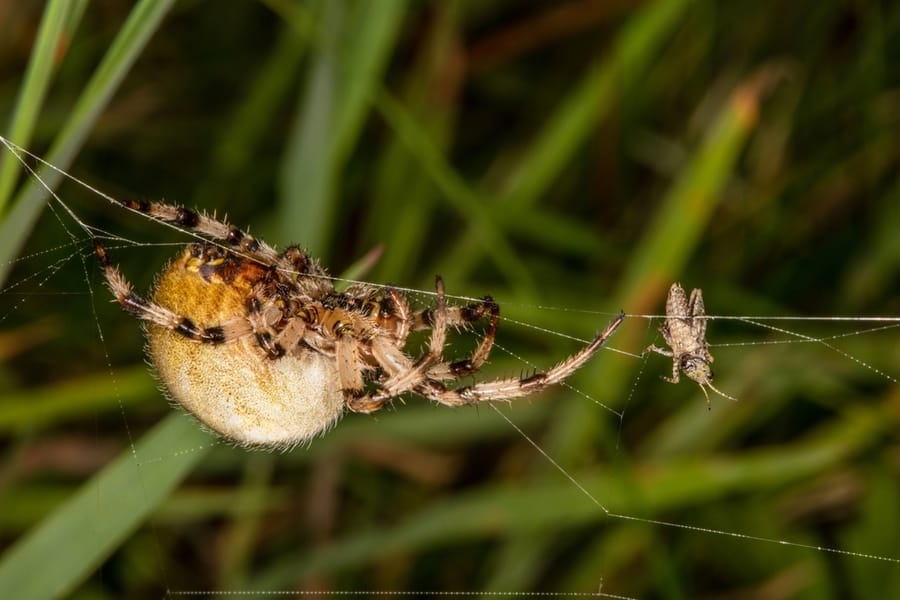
<box><xmin>2</xmin><ymin>1</ymin><xmax>900</xmax><ymax>597</ymax></box>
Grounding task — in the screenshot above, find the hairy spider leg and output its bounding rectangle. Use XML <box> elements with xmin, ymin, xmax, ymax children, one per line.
<box><xmin>345</xmin><ymin>277</ymin><xmax>451</xmax><ymax>413</ymax></box>
<box><xmin>109</xmin><ymin>198</ymin><xmax>331</xmax><ymax>297</ymax></box>
<box><xmin>421</xmin><ymin>311</ymin><xmax>626</xmax><ymax>407</ymax></box>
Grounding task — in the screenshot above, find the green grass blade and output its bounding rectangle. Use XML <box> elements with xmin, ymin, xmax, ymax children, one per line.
<box><xmin>502</xmin><ymin>0</ymin><xmax>694</xmax><ymax>209</ymax></box>
<box><xmin>0</xmin><ymin>366</ymin><xmax>154</xmax><ymax>434</ymax></box>
<box><xmin>0</xmin><ymin>0</ymin><xmax>175</xmax><ymax>287</ymax></box>
<box><xmin>278</xmin><ymin>0</ymin><xmax>407</xmax><ymax>256</ymax></box>
<box><xmin>364</xmin><ymin>3</ymin><xmax>462</xmax><ymax>282</ymax></box>
<box><xmin>0</xmin><ymin>413</ymin><xmax>212</xmax><ymax>600</ymax></box>
<box><xmin>435</xmin><ymin>0</ymin><xmax>693</xmax><ymax>282</ymax></box>
<box><xmin>622</xmin><ymin>72</ymin><xmax>783</xmax><ymax>316</ymax></box>
<box><xmin>193</xmin><ymin>26</ymin><xmax>310</xmax><ymax>210</ymax></box>
<box><xmin>374</xmin><ymin>89</ymin><xmax>536</xmax><ymax>296</ymax></box>
<box><xmin>0</xmin><ymin>0</ymin><xmax>85</xmax><ymax>214</ymax></box>
<box><xmin>278</xmin><ymin>0</ymin><xmax>340</xmax><ymax>257</ymax></box>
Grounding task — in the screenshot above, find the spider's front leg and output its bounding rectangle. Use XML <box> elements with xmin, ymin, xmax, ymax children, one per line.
<box><xmin>421</xmin><ymin>311</ymin><xmax>625</xmax><ymax>407</ymax></box>
<box><xmin>109</xmin><ymin>199</ymin><xmax>334</xmax><ymax>298</ymax></box>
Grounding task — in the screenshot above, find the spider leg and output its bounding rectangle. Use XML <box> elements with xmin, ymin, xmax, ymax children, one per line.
<box><xmin>246</xmin><ymin>302</ymin><xmax>284</xmax><ymax>357</ymax></box>
<box><xmin>247</xmin><ymin>293</ymin><xmax>312</xmax><ymax>359</ymax></box>
<box><xmin>412</xmin><ymin>294</ymin><xmax>496</xmax><ymax>332</ymax></box>
<box><xmin>94</xmin><ymin>240</ymin><xmax>249</xmax><ymax>343</ymax></box>
<box><xmin>408</xmin><ymin>290</ymin><xmax>500</xmax><ymax>380</ymax></box>
<box><xmin>419</xmin><ymin>312</ymin><xmax>625</xmax><ymax>406</ymax></box>
<box><xmin>384</xmin><ymin>288</ymin><xmax>412</xmax><ymax>347</ymax></box>
<box><xmin>335</xmin><ymin>332</ymin><xmax>366</xmax><ymax>403</ymax></box>
<box><xmin>279</xmin><ymin>245</ymin><xmax>332</xmax><ymax>297</ymax></box>
<box><xmin>427</xmin><ymin>296</ymin><xmax>499</xmax><ymax>380</ymax></box>
<box><xmin>346</xmin><ymin>285</ymin><xmax>414</xmax><ymax>349</ymax></box>
<box><xmin>346</xmin><ymin>277</ymin><xmax>451</xmax><ymax>413</ymax></box>
<box><xmin>110</xmin><ymin>199</ymin><xmax>333</xmax><ymax>297</ymax></box>
<box><xmin>380</xmin><ymin>276</ymin><xmax>449</xmax><ymax>385</ymax></box>
<box><xmin>95</xmin><ymin>239</ymin><xmax>298</xmax><ymax>357</ymax></box>
<box><xmin>343</xmin><ymin>344</ymin><xmax>415</xmax><ymax>413</ymax></box>
<box><xmin>321</xmin><ymin>303</ymin><xmax>398</xmax><ymax>413</ymax></box>
<box><xmin>110</xmin><ymin>200</ymin><xmax>281</xmax><ymax>262</ymax></box>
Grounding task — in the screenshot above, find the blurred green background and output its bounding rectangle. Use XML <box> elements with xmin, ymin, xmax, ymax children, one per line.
<box><xmin>1</xmin><ymin>0</ymin><xmax>899</xmax><ymax>597</ymax></box>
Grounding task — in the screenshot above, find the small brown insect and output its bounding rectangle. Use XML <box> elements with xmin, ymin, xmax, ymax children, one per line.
<box><xmin>643</xmin><ymin>282</ymin><xmax>737</xmax><ymax>409</ymax></box>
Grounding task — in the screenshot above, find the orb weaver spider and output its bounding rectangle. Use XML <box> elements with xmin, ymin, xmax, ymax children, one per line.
<box><xmin>94</xmin><ymin>199</ymin><xmax>625</xmax><ymax>449</ymax></box>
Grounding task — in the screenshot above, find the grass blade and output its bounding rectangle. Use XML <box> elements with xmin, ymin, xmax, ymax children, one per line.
<box><xmin>0</xmin><ymin>0</ymin><xmax>175</xmax><ymax>287</ymax></box>
<box><xmin>0</xmin><ymin>414</ymin><xmax>212</xmax><ymax>599</ymax></box>
<box><xmin>278</xmin><ymin>0</ymin><xmax>407</xmax><ymax>256</ymax></box>
<box><xmin>0</xmin><ymin>0</ymin><xmax>85</xmax><ymax>214</ymax></box>
<box><xmin>434</xmin><ymin>0</ymin><xmax>693</xmax><ymax>282</ymax></box>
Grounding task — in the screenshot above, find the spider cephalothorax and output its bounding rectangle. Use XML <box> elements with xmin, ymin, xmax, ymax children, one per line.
<box><xmin>643</xmin><ymin>282</ymin><xmax>737</xmax><ymax>409</ymax></box>
<box><xmin>94</xmin><ymin>199</ymin><xmax>624</xmax><ymax>449</ymax></box>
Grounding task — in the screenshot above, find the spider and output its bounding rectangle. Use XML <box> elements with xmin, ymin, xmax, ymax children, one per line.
<box><xmin>643</xmin><ymin>282</ymin><xmax>737</xmax><ymax>409</ymax></box>
<box><xmin>93</xmin><ymin>199</ymin><xmax>625</xmax><ymax>449</ymax></box>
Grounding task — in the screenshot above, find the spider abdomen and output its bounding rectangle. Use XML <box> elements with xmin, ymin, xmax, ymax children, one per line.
<box><xmin>149</xmin><ymin>331</ymin><xmax>344</xmax><ymax>448</ymax></box>
<box><xmin>147</xmin><ymin>245</ymin><xmax>345</xmax><ymax>449</ymax></box>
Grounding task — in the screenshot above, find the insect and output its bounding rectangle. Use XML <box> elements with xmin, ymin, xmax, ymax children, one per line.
<box><xmin>643</xmin><ymin>282</ymin><xmax>737</xmax><ymax>409</ymax></box>
<box><xmin>93</xmin><ymin>199</ymin><xmax>625</xmax><ymax>449</ymax></box>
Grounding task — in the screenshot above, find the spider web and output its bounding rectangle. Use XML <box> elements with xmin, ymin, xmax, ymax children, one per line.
<box><xmin>1</xmin><ymin>136</ymin><xmax>899</xmax><ymax>598</ymax></box>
